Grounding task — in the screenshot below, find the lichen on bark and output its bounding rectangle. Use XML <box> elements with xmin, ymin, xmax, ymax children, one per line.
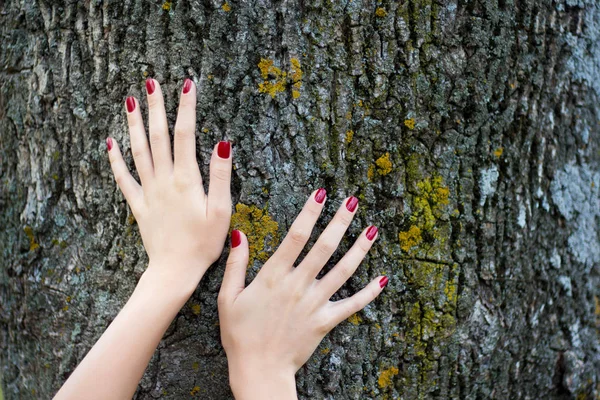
<box><xmin>1</xmin><ymin>0</ymin><xmax>599</xmax><ymax>399</ymax></box>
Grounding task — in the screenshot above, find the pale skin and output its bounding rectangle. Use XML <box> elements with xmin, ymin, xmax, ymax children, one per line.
<box><xmin>54</xmin><ymin>77</ymin><xmax>387</xmax><ymax>400</ymax></box>
<box><xmin>54</xmin><ymin>78</ymin><xmax>233</xmax><ymax>399</ymax></box>
<box><xmin>219</xmin><ymin>192</ymin><xmax>387</xmax><ymax>400</ymax></box>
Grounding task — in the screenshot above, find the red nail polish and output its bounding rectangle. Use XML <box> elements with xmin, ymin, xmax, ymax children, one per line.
<box><xmin>346</xmin><ymin>196</ymin><xmax>359</xmax><ymax>212</ymax></box>
<box><xmin>146</xmin><ymin>78</ymin><xmax>155</xmax><ymax>95</ymax></box>
<box><xmin>379</xmin><ymin>276</ymin><xmax>389</xmax><ymax>288</ymax></box>
<box><xmin>183</xmin><ymin>78</ymin><xmax>193</xmax><ymax>94</ymax></box>
<box><xmin>218</xmin><ymin>141</ymin><xmax>231</xmax><ymax>159</ymax></box>
<box><xmin>231</xmin><ymin>230</ymin><xmax>241</xmax><ymax>248</ymax></box>
<box><xmin>106</xmin><ymin>137</ymin><xmax>113</xmax><ymax>151</ymax></box>
<box><xmin>126</xmin><ymin>97</ymin><xmax>136</xmax><ymax>113</ymax></box>
<box><xmin>366</xmin><ymin>226</ymin><xmax>378</xmax><ymax>240</ymax></box>
<box><xmin>315</xmin><ymin>188</ymin><xmax>327</xmax><ymax>204</ymax></box>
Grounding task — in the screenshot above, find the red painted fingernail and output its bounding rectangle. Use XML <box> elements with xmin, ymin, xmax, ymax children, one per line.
<box><xmin>146</xmin><ymin>78</ymin><xmax>155</xmax><ymax>95</ymax></box>
<box><xmin>346</xmin><ymin>196</ymin><xmax>359</xmax><ymax>212</ymax></box>
<box><xmin>379</xmin><ymin>276</ymin><xmax>389</xmax><ymax>288</ymax></box>
<box><xmin>315</xmin><ymin>188</ymin><xmax>327</xmax><ymax>204</ymax></box>
<box><xmin>183</xmin><ymin>78</ymin><xmax>193</xmax><ymax>94</ymax></box>
<box><xmin>366</xmin><ymin>226</ymin><xmax>378</xmax><ymax>241</ymax></box>
<box><xmin>218</xmin><ymin>141</ymin><xmax>231</xmax><ymax>158</ymax></box>
<box><xmin>231</xmin><ymin>230</ymin><xmax>241</xmax><ymax>248</ymax></box>
<box><xmin>126</xmin><ymin>97</ymin><xmax>136</xmax><ymax>113</ymax></box>
<box><xmin>106</xmin><ymin>137</ymin><xmax>113</xmax><ymax>151</ymax></box>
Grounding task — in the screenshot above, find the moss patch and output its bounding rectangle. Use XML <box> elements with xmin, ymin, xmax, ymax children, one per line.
<box><xmin>399</xmin><ymin>225</ymin><xmax>422</xmax><ymax>252</ymax></box>
<box><xmin>230</xmin><ymin>203</ymin><xmax>279</xmax><ymax>264</ymax></box>
<box><xmin>375</xmin><ymin>152</ymin><xmax>393</xmax><ymax>175</ymax></box>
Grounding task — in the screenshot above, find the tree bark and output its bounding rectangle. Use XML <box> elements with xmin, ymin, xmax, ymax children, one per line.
<box><xmin>1</xmin><ymin>0</ymin><xmax>599</xmax><ymax>399</ymax></box>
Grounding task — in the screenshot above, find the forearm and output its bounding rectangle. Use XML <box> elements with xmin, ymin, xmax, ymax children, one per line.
<box><xmin>228</xmin><ymin>360</ymin><xmax>298</xmax><ymax>400</ymax></box>
<box><xmin>55</xmin><ymin>261</ymin><xmax>201</xmax><ymax>400</ymax></box>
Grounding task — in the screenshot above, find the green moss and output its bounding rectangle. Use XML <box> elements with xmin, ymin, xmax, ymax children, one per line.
<box><xmin>230</xmin><ymin>203</ymin><xmax>279</xmax><ymax>264</ymax></box>
<box><xmin>399</xmin><ymin>225</ymin><xmax>422</xmax><ymax>252</ymax></box>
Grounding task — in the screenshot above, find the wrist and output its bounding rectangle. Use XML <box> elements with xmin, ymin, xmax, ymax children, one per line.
<box><xmin>140</xmin><ymin>259</ymin><xmax>206</xmax><ymax>300</ymax></box>
<box><xmin>228</xmin><ymin>358</ymin><xmax>297</xmax><ymax>400</ymax></box>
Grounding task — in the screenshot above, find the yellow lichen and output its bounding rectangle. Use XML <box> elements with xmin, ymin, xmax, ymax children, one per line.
<box><xmin>190</xmin><ymin>386</ymin><xmax>200</xmax><ymax>396</ymax></box>
<box><xmin>191</xmin><ymin>303</ymin><xmax>201</xmax><ymax>315</ymax></box>
<box><xmin>221</xmin><ymin>2</ymin><xmax>231</xmax><ymax>11</ymax></box>
<box><xmin>347</xmin><ymin>313</ymin><xmax>362</xmax><ymax>325</ymax></box>
<box><xmin>24</xmin><ymin>226</ymin><xmax>39</xmax><ymax>251</ymax></box>
<box><xmin>230</xmin><ymin>203</ymin><xmax>279</xmax><ymax>264</ymax></box>
<box><xmin>257</xmin><ymin>57</ymin><xmax>303</xmax><ymax>99</ymax></box>
<box><xmin>320</xmin><ymin>347</ymin><xmax>331</xmax><ymax>355</ymax></box>
<box><xmin>375</xmin><ymin>7</ymin><xmax>387</xmax><ymax>17</ymax></box>
<box><xmin>404</xmin><ymin>118</ymin><xmax>416</xmax><ymax>130</ymax></box>
<box><xmin>162</xmin><ymin>1</ymin><xmax>172</xmax><ymax>11</ymax></box>
<box><xmin>399</xmin><ymin>225</ymin><xmax>422</xmax><ymax>252</ymax></box>
<box><xmin>493</xmin><ymin>147</ymin><xmax>504</xmax><ymax>158</ymax></box>
<box><xmin>192</xmin><ymin>362</ymin><xmax>199</xmax><ymax>370</ymax></box>
<box><xmin>375</xmin><ymin>152</ymin><xmax>393</xmax><ymax>175</ymax></box>
<box><xmin>378</xmin><ymin>366</ymin><xmax>399</xmax><ymax>388</ymax></box>
<box><xmin>345</xmin><ymin>130</ymin><xmax>354</xmax><ymax>144</ymax></box>
<box><xmin>367</xmin><ymin>164</ymin><xmax>375</xmax><ymax>181</ymax></box>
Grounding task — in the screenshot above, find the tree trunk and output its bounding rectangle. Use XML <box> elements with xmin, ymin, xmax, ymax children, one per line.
<box><xmin>1</xmin><ymin>0</ymin><xmax>599</xmax><ymax>398</ymax></box>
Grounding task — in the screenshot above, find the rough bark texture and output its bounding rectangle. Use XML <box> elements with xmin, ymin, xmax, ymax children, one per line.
<box><xmin>1</xmin><ymin>0</ymin><xmax>599</xmax><ymax>399</ymax></box>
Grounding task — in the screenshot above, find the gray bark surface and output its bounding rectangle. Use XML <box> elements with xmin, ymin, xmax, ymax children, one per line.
<box><xmin>1</xmin><ymin>0</ymin><xmax>599</xmax><ymax>399</ymax></box>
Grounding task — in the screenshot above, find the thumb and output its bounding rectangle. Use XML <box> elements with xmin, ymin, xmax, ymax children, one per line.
<box><xmin>218</xmin><ymin>229</ymin><xmax>249</xmax><ymax>306</ymax></box>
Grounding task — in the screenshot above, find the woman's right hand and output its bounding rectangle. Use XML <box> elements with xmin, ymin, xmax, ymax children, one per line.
<box><xmin>218</xmin><ymin>190</ymin><xmax>387</xmax><ymax>399</ymax></box>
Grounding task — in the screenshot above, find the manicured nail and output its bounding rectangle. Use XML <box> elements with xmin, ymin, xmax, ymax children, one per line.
<box><xmin>315</xmin><ymin>188</ymin><xmax>327</xmax><ymax>204</ymax></box>
<box><xmin>106</xmin><ymin>137</ymin><xmax>113</xmax><ymax>151</ymax></box>
<box><xmin>183</xmin><ymin>78</ymin><xmax>193</xmax><ymax>94</ymax></box>
<box><xmin>379</xmin><ymin>276</ymin><xmax>389</xmax><ymax>288</ymax></box>
<box><xmin>231</xmin><ymin>230</ymin><xmax>241</xmax><ymax>248</ymax></box>
<box><xmin>218</xmin><ymin>141</ymin><xmax>231</xmax><ymax>159</ymax></box>
<box><xmin>366</xmin><ymin>226</ymin><xmax>378</xmax><ymax>241</ymax></box>
<box><xmin>346</xmin><ymin>196</ymin><xmax>359</xmax><ymax>212</ymax></box>
<box><xmin>145</xmin><ymin>78</ymin><xmax>155</xmax><ymax>95</ymax></box>
<box><xmin>126</xmin><ymin>96</ymin><xmax>136</xmax><ymax>113</ymax></box>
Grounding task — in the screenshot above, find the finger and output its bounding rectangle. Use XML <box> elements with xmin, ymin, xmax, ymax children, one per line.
<box><xmin>207</xmin><ymin>141</ymin><xmax>232</xmax><ymax>221</ymax></box>
<box><xmin>317</xmin><ymin>225</ymin><xmax>378</xmax><ymax>300</ymax></box>
<box><xmin>125</xmin><ymin>96</ymin><xmax>153</xmax><ymax>186</ymax></box>
<box><xmin>295</xmin><ymin>196</ymin><xmax>359</xmax><ymax>282</ymax></box>
<box><xmin>173</xmin><ymin>78</ymin><xmax>200</xmax><ymax>175</ymax></box>
<box><xmin>106</xmin><ymin>137</ymin><xmax>143</xmax><ymax>211</ymax></box>
<box><xmin>218</xmin><ymin>230</ymin><xmax>249</xmax><ymax>306</ymax></box>
<box><xmin>267</xmin><ymin>188</ymin><xmax>328</xmax><ymax>270</ymax></box>
<box><xmin>145</xmin><ymin>78</ymin><xmax>172</xmax><ymax>173</ymax></box>
<box><xmin>327</xmin><ymin>275</ymin><xmax>388</xmax><ymax>327</ymax></box>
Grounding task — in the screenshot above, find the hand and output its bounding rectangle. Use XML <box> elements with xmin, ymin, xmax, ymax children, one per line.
<box><xmin>55</xmin><ymin>78</ymin><xmax>233</xmax><ymax>400</ymax></box>
<box><xmin>106</xmin><ymin>78</ymin><xmax>232</xmax><ymax>287</ymax></box>
<box><xmin>218</xmin><ymin>190</ymin><xmax>387</xmax><ymax>399</ymax></box>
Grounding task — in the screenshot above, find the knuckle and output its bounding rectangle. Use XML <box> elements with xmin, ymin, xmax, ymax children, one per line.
<box><xmin>212</xmin><ymin>166</ymin><xmax>230</xmax><ymax>182</ymax></box>
<box><xmin>131</xmin><ymin>148</ymin><xmax>147</xmax><ymax>162</ymax></box>
<box><xmin>317</xmin><ymin>240</ymin><xmax>336</xmax><ymax>256</ymax></box>
<box><xmin>338</xmin><ymin>213</ymin><xmax>354</xmax><ymax>226</ymax></box>
<box><xmin>147</xmin><ymin>94</ymin><xmax>162</xmax><ymax>108</ymax></box>
<box><xmin>174</xmin><ymin>126</ymin><xmax>194</xmax><ymax>141</ymax></box>
<box><xmin>213</xmin><ymin>204</ymin><xmax>232</xmax><ymax>219</ymax></box>
<box><xmin>149</xmin><ymin>132</ymin><xmax>164</xmax><ymax>147</ymax></box>
<box><xmin>358</xmin><ymin>238</ymin><xmax>372</xmax><ymax>253</ymax></box>
<box><xmin>335</xmin><ymin>263</ymin><xmax>353</xmax><ymax>281</ymax></box>
<box><xmin>289</xmin><ymin>228</ymin><xmax>310</xmax><ymax>245</ymax></box>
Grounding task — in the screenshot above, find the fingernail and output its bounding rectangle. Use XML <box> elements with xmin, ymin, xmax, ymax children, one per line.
<box><xmin>183</xmin><ymin>78</ymin><xmax>193</xmax><ymax>94</ymax></box>
<box><xmin>106</xmin><ymin>137</ymin><xmax>113</xmax><ymax>151</ymax></box>
<box><xmin>231</xmin><ymin>230</ymin><xmax>241</xmax><ymax>248</ymax></box>
<box><xmin>218</xmin><ymin>141</ymin><xmax>231</xmax><ymax>159</ymax></box>
<box><xmin>315</xmin><ymin>188</ymin><xmax>327</xmax><ymax>204</ymax></box>
<box><xmin>346</xmin><ymin>196</ymin><xmax>359</xmax><ymax>212</ymax></box>
<box><xmin>379</xmin><ymin>276</ymin><xmax>389</xmax><ymax>288</ymax></box>
<box><xmin>126</xmin><ymin>96</ymin><xmax>136</xmax><ymax>113</ymax></box>
<box><xmin>366</xmin><ymin>226</ymin><xmax>378</xmax><ymax>241</ymax></box>
<box><xmin>145</xmin><ymin>78</ymin><xmax>155</xmax><ymax>95</ymax></box>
